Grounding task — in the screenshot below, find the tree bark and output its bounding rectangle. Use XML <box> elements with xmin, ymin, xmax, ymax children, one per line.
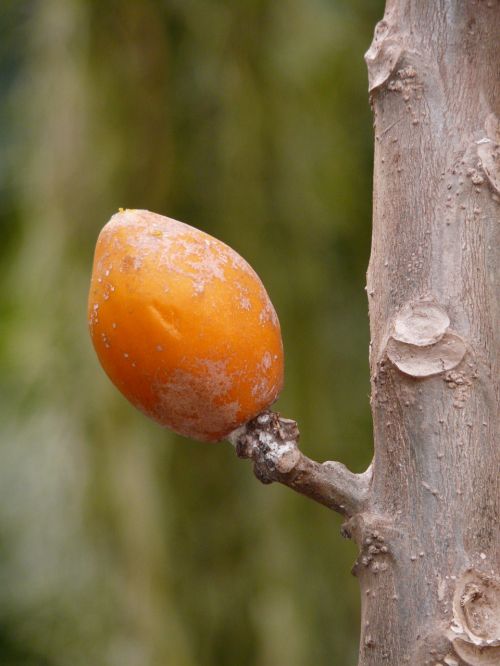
<box><xmin>86</xmin><ymin>3</ymin><xmax>499</xmax><ymax>661</ymax></box>
<box><xmin>231</xmin><ymin>2</ymin><xmax>499</xmax><ymax>664</ymax></box>
<box><xmin>360</xmin><ymin>1</ymin><xmax>500</xmax><ymax>664</ymax></box>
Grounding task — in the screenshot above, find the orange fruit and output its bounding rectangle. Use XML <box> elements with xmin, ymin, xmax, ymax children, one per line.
<box><xmin>88</xmin><ymin>209</ymin><xmax>284</xmax><ymax>441</ymax></box>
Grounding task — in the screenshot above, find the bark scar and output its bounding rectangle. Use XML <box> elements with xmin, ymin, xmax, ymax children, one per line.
<box><xmin>385</xmin><ymin>297</ymin><xmax>466</xmax><ymax>378</ymax></box>
<box><xmin>476</xmin><ymin>114</ymin><xmax>500</xmax><ymax>197</ymax></box>
<box><xmin>365</xmin><ymin>20</ymin><xmax>403</xmax><ymax>94</ymax></box>
<box><xmin>448</xmin><ymin>569</ymin><xmax>500</xmax><ymax>664</ymax></box>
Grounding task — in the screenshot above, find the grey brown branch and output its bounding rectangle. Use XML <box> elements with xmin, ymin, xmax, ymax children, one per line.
<box><xmin>227</xmin><ymin>410</ymin><xmax>372</xmax><ymax>517</ymax></box>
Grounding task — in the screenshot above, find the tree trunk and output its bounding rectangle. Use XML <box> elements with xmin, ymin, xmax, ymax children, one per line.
<box><xmin>359</xmin><ymin>1</ymin><xmax>500</xmax><ymax>664</ymax></box>
<box><xmin>230</xmin><ymin>2</ymin><xmax>499</xmax><ymax>663</ymax></box>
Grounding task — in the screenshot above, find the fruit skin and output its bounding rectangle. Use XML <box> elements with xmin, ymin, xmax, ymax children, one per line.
<box><xmin>88</xmin><ymin>209</ymin><xmax>284</xmax><ymax>442</ymax></box>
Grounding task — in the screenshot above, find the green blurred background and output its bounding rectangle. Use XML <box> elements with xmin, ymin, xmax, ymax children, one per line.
<box><xmin>0</xmin><ymin>1</ymin><xmax>382</xmax><ymax>664</ymax></box>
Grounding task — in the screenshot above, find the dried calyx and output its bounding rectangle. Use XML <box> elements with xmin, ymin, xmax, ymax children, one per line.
<box><xmin>228</xmin><ymin>410</ymin><xmax>301</xmax><ymax>481</ymax></box>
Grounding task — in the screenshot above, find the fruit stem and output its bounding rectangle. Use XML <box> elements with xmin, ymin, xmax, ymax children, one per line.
<box><xmin>227</xmin><ymin>411</ymin><xmax>372</xmax><ymax>517</ymax></box>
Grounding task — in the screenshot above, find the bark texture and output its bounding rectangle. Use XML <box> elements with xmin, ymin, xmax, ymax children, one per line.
<box><xmin>361</xmin><ymin>1</ymin><xmax>500</xmax><ymax>664</ymax></box>
<box><xmin>231</xmin><ymin>2</ymin><xmax>499</xmax><ymax>664</ymax></box>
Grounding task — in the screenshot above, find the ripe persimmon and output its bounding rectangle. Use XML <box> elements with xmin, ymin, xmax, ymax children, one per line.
<box><xmin>88</xmin><ymin>209</ymin><xmax>284</xmax><ymax>441</ymax></box>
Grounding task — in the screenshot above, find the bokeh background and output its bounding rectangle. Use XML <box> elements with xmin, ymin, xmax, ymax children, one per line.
<box><xmin>0</xmin><ymin>1</ymin><xmax>383</xmax><ymax>664</ymax></box>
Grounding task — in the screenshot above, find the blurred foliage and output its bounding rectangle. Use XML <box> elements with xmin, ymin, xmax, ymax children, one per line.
<box><xmin>0</xmin><ymin>0</ymin><xmax>383</xmax><ymax>664</ymax></box>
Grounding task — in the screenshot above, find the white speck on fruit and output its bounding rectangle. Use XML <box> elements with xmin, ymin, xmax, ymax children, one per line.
<box><xmin>262</xmin><ymin>352</ymin><xmax>272</xmax><ymax>370</ymax></box>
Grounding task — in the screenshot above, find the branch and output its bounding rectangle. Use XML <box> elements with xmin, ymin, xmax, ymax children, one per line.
<box><xmin>227</xmin><ymin>410</ymin><xmax>372</xmax><ymax>517</ymax></box>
